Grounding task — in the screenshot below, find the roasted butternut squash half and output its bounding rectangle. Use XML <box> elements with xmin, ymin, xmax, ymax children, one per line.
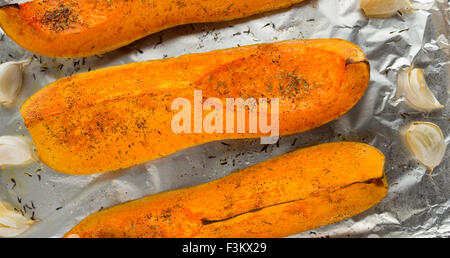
<box><xmin>21</xmin><ymin>39</ymin><xmax>370</xmax><ymax>175</ymax></box>
<box><xmin>0</xmin><ymin>0</ymin><xmax>306</xmax><ymax>57</ymax></box>
<box><xmin>64</xmin><ymin>142</ymin><xmax>388</xmax><ymax>238</ymax></box>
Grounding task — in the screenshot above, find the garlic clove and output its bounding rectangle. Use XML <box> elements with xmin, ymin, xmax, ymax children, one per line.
<box><xmin>408</xmin><ymin>69</ymin><xmax>444</xmax><ymax>110</ymax></box>
<box><xmin>361</xmin><ymin>0</ymin><xmax>413</xmax><ymax>18</ymax></box>
<box><xmin>396</xmin><ymin>67</ymin><xmax>444</xmax><ymax>113</ymax></box>
<box><xmin>0</xmin><ymin>136</ymin><xmax>33</xmax><ymax>166</ymax></box>
<box><xmin>402</xmin><ymin>122</ymin><xmax>446</xmax><ymax>172</ymax></box>
<box><xmin>0</xmin><ymin>59</ymin><xmax>31</xmax><ymax>105</ymax></box>
<box><xmin>0</xmin><ymin>202</ymin><xmax>35</xmax><ymax>237</ymax></box>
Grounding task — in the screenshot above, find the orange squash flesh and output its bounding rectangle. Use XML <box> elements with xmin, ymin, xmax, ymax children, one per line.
<box><xmin>21</xmin><ymin>39</ymin><xmax>370</xmax><ymax>175</ymax></box>
<box><xmin>63</xmin><ymin>142</ymin><xmax>388</xmax><ymax>238</ymax></box>
<box><xmin>0</xmin><ymin>0</ymin><xmax>306</xmax><ymax>57</ymax></box>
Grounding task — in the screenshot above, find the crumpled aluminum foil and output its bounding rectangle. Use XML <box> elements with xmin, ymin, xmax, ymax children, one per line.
<box><xmin>0</xmin><ymin>0</ymin><xmax>448</xmax><ymax>238</ymax></box>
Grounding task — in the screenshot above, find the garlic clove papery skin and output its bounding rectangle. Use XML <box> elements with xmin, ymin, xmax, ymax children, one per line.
<box><xmin>0</xmin><ymin>136</ymin><xmax>33</xmax><ymax>166</ymax></box>
<box><xmin>402</xmin><ymin>122</ymin><xmax>446</xmax><ymax>172</ymax></box>
<box><xmin>396</xmin><ymin>67</ymin><xmax>444</xmax><ymax>113</ymax></box>
<box><xmin>0</xmin><ymin>59</ymin><xmax>31</xmax><ymax>105</ymax></box>
<box><xmin>0</xmin><ymin>202</ymin><xmax>35</xmax><ymax>237</ymax></box>
<box><xmin>361</xmin><ymin>0</ymin><xmax>413</xmax><ymax>18</ymax></box>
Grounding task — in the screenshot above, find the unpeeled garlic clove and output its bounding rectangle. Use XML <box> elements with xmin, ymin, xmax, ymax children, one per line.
<box><xmin>361</xmin><ymin>0</ymin><xmax>413</xmax><ymax>18</ymax></box>
<box><xmin>0</xmin><ymin>201</ymin><xmax>35</xmax><ymax>237</ymax></box>
<box><xmin>396</xmin><ymin>67</ymin><xmax>444</xmax><ymax>112</ymax></box>
<box><xmin>0</xmin><ymin>59</ymin><xmax>31</xmax><ymax>105</ymax></box>
<box><xmin>0</xmin><ymin>136</ymin><xmax>33</xmax><ymax>166</ymax></box>
<box><xmin>402</xmin><ymin>122</ymin><xmax>446</xmax><ymax>172</ymax></box>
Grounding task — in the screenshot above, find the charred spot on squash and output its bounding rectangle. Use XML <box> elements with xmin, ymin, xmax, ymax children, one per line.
<box><xmin>345</xmin><ymin>58</ymin><xmax>370</xmax><ymax>67</ymax></box>
<box><xmin>0</xmin><ymin>3</ymin><xmax>19</xmax><ymax>10</ymax></box>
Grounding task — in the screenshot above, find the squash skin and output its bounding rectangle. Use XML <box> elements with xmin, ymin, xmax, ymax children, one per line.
<box><xmin>0</xmin><ymin>0</ymin><xmax>306</xmax><ymax>57</ymax></box>
<box><xmin>63</xmin><ymin>142</ymin><xmax>388</xmax><ymax>238</ymax></box>
<box><xmin>21</xmin><ymin>39</ymin><xmax>370</xmax><ymax>175</ymax></box>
